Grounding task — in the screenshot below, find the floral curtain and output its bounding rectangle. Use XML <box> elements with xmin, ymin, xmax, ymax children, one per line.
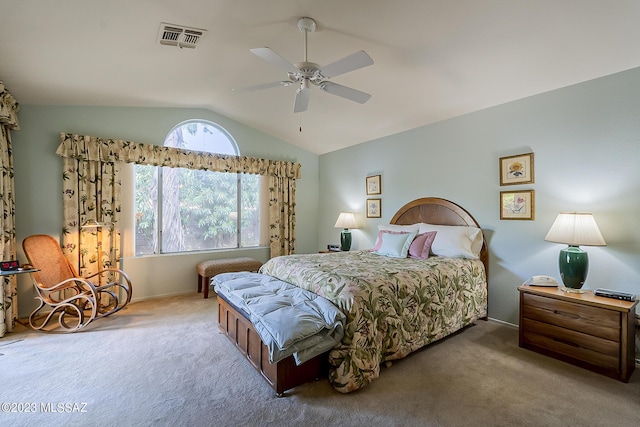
<box><xmin>57</xmin><ymin>133</ymin><xmax>301</xmax><ymax>258</ymax></box>
<box><xmin>268</xmin><ymin>174</ymin><xmax>297</xmax><ymax>256</ymax></box>
<box><xmin>0</xmin><ymin>82</ymin><xmax>19</xmax><ymax>338</ymax></box>
<box><xmin>61</xmin><ymin>156</ymin><xmax>121</xmax><ymax>280</ymax></box>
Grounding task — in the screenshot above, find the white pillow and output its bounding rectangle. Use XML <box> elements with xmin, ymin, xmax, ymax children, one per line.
<box><xmin>418</xmin><ymin>223</ymin><xmax>483</xmax><ymax>259</ymax></box>
<box><xmin>373</xmin><ymin>232</ymin><xmax>417</xmax><ymax>258</ymax></box>
<box><xmin>378</xmin><ymin>223</ymin><xmax>420</xmax><ymax>233</ymax></box>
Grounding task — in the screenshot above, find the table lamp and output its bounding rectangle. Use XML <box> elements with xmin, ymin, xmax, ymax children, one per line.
<box><xmin>334</xmin><ymin>212</ymin><xmax>357</xmax><ymax>251</ymax></box>
<box><xmin>544</xmin><ymin>212</ymin><xmax>606</xmax><ymax>293</ymax></box>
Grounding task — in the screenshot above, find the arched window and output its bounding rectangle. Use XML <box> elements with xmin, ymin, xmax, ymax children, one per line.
<box><xmin>134</xmin><ymin>120</ymin><xmax>260</xmax><ymax>255</ymax></box>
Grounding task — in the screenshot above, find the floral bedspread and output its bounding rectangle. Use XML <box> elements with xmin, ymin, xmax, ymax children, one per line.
<box><xmin>259</xmin><ymin>250</ymin><xmax>488</xmax><ymax>393</ymax></box>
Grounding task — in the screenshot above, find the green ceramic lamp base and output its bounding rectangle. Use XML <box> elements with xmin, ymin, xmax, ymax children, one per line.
<box><xmin>340</xmin><ymin>229</ymin><xmax>352</xmax><ymax>251</ymax></box>
<box><xmin>559</xmin><ymin>245</ymin><xmax>589</xmax><ymax>292</ymax></box>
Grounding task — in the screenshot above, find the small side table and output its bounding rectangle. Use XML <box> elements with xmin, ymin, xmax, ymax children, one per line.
<box><xmin>1</xmin><ymin>268</ymin><xmax>38</xmax><ymax>334</ymax></box>
<box><xmin>0</xmin><ymin>267</ymin><xmax>39</xmax><ymax>277</ymax></box>
<box><xmin>518</xmin><ymin>285</ymin><xmax>637</xmax><ymax>382</ymax></box>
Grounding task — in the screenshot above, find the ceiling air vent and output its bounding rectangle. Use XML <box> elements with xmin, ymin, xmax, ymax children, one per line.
<box><xmin>157</xmin><ymin>23</ymin><xmax>206</xmax><ymax>49</ymax></box>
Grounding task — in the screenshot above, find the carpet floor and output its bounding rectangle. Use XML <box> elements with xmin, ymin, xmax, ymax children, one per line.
<box><xmin>1</xmin><ymin>292</ymin><xmax>638</xmax><ymax>427</ymax></box>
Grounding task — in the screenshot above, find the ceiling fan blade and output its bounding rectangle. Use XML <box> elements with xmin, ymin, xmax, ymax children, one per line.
<box><xmin>319</xmin><ymin>81</ymin><xmax>371</xmax><ymax>104</ymax></box>
<box><xmin>293</xmin><ymin>86</ymin><xmax>310</xmax><ymax>113</ymax></box>
<box><xmin>250</xmin><ymin>47</ymin><xmax>298</xmax><ymax>74</ymax></box>
<box><xmin>233</xmin><ymin>81</ymin><xmax>292</xmax><ymax>92</ymax></box>
<box><xmin>321</xmin><ymin>50</ymin><xmax>374</xmax><ymax>78</ymax></box>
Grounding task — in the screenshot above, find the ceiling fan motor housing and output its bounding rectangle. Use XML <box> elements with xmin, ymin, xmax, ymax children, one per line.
<box><xmin>290</xmin><ymin>62</ymin><xmax>323</xmax><ymax>82</ymax></box>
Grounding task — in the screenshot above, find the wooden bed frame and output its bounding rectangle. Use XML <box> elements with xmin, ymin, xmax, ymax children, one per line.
<box><xmin>216</xmin><ymin>197</ymin><xmax>488</xmax><ymax>396</ymax></box>
<box><xmin>390</xmin><ymin>197</ymin><xmax>489</xmax><ymax>285</ymax></box>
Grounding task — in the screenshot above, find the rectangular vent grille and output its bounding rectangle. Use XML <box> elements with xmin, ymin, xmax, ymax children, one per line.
<box><xmin>157</xmin><ymin>23</ymin><xmax>206</xmax><ymax>49</ymax></box>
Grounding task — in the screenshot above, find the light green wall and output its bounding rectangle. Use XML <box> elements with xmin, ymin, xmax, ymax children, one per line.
<box><xmin>12</xmin><ymin>68</ymin><xmax>640</xmax><ymax>324</ymax></box>
<box><xmin>13</xmin><ymin>106</ymin><xmax>319</xmax><ymax>317</ymax></box>
<box><xmin>319</xmin><ymin>67</ymin><xmax>640</xmax><ymax>324</ymax></box>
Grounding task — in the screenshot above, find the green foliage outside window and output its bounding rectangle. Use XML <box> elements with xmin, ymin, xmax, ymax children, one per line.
<box><xmin>134</xmin><ymin>120</ymin><xmax>259</xmax><ymax>255</ymax></box>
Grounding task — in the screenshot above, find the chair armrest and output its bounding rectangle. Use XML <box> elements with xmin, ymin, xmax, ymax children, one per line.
<box><xmin>38</xmin><ymin>277</ymin><xmax>98</xmax><ymax>293</ymax></box>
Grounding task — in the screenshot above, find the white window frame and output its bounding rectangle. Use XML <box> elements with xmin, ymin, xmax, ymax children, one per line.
<box><xmin>130</xmin><ymin>120</ymin><xmax>263</xmax><ymax>255</ymax></box>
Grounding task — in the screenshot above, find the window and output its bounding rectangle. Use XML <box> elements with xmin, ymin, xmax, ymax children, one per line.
<box><xmin>134</xmin><ymin>120</ymin><xmax>260</xmax><ymax>255</ymax></box>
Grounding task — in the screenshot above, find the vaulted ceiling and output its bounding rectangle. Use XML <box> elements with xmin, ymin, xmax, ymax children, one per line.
<box><xmin>2</xmin><ymin>1</ymin><xmax>639</xmax><ymax>154</ymax></box>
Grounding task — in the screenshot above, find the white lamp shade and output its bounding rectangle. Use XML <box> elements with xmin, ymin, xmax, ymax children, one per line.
<box><xmin>544</xmin><ymin>212</ymin><xmax>606</xmax><ymax>246</ymax></box>
<box><xmin>334</xmin><ymin>212</ymin><xmax>357</xmax><ymax>229</ymax></box>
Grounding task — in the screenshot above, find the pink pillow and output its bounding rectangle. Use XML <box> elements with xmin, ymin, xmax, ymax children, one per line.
<box><xmin>371</xmin><ymin>230</ymin><xmax>408</xmax><ymax>251</ymax></box>
<box><xmin>408</xmin><ymin>231</ymin><xmax>437</xmax><ymax>259</ymax></box>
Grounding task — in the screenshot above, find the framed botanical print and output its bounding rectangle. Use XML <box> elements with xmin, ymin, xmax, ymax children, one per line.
<box><xmin>366</xmin><ymin>175</ymin><xmax>382</xmax><ymax>195</ymax></box>
<box><xmin>366</xmin><ymin>198</ymin><xmax>382</xmax><ymax>218</ymax></box>
<box><xmin>499</xmin><ymin>153</ymin><xmax>534</xmax><ymax>186</ymax></box>
<box><xmin>500</xmin><ymin>190</ymin><xmax>535</xmax><ymax>220</ymax></box>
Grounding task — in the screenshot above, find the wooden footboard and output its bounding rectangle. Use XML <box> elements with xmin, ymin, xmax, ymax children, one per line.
<box><xmin>217</xmin><ymin>296</ymin><xmax>327</xmax><ymax>396</ymax></box>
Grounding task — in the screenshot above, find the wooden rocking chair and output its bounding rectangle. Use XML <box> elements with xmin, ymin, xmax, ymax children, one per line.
<box><xmin>22</xmin><ymin>234</ymin><xmax>132</xmax><ymax>332</ymax></box>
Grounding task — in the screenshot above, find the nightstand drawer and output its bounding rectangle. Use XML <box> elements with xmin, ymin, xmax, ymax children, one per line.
<box><xmin>521</xmin><ymin>318</ymin><xmax>620</xmax><ymax>371</ymax></box>
<box><xmin>521</xmin><ymin>293</ymin><xmax>620</xmax><ymax>342</ymax></box>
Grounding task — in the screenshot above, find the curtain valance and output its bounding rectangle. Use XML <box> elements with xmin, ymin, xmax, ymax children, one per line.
<box><xmin>56</xmin><ymin>133</ymin><xmax>301</xmax><ymax>179</ymax></box>
<box><xmin>0</xmin><ymin>82</ymin><xmax>20</xmax><ymax>130</ymax></box>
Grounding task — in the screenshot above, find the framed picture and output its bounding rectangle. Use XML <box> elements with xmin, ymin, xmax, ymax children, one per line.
<box><xmin>499</xmin><ymin>153</ymin><xmax>534</xmax><ymax>186</ymax></box>
<box><xmin>500</xmin><ymin>190</ymin><xmax>535</xmax><ymax>220</ymax></box>
<box><xmin>366</xmin><ymin>175</ymin><xmax>382</xmax><ymax>195</ymax></box>
<box><xmin>366</xmin><ymin>198</ymin><xmax>382</xmax><ymax>218</ymax></box>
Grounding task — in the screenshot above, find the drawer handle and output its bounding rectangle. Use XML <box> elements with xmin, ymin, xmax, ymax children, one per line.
<box><xmin>553</xmin><ymin>309</ymin><xmax>580</xmax><ymax>320</ymax></box>
<box><xmin>552</xmin><ymin>337</ymin><xmax>580</xmax><ymax>348</ymax></box>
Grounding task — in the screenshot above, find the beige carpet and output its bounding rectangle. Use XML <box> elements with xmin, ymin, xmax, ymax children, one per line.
<box><xmin>1</xmin><ymin>292</ymin><xmax>638</xmax><ymax>427</ymax></box>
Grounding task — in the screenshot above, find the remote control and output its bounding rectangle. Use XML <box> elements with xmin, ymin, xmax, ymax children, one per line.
<box><xmin>594</xmin><ymin>288</ymin><xmax>636</xmax><ymax>302</ymax></box>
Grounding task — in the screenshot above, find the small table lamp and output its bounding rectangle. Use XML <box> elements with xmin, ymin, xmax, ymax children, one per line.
<box><xmin>544</xmin><ymin>212</ymin><xmax>606</xmax><ymax>293</ymax></box>
<box><xmin>334</xmin><ymin>212</ymin><xmax>357</xmax><ymax>251</ymax></box>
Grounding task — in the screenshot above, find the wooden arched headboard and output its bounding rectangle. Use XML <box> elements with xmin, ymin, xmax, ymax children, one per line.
<box><xmin>390</xmin><ymin>197</ymin><xmax>489</xmax><ymax>283</ymax></box>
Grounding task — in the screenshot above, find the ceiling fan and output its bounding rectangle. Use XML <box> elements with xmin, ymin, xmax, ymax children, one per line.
<box><xmin>235</xmin><ymin>17</ymin><xmax>374</xmax><ymax>113</ymax></box>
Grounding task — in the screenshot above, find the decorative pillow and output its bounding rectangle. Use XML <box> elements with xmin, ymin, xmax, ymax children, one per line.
<box><xmin>371</xmin><ymin>230</ymin><xmax>408</xmax><ymax>251</ymax></box>
<box><xmin>372</xmin><ymin>224</ymin><xmax>420</xmax><ymax>251</ymax></box>
<box><xmin>418</xmin><ymin>223</ymin><xmax>483</xmax><ymax>259</ymax></box>
<box><xmin>373</xmin><ymin>232</ymin><xmax>417</xmax><ymax>258</ymax></box>
<box><xmin>408</xmin><ymin>231</ymin><xmax>437</xmax><ymax>260</ymax></box>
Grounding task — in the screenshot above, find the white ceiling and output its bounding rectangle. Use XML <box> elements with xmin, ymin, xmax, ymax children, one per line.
<box><xmin>2</xmin><ymin>1</ymin><xmax>639</xmax><ymax>155</ymax></box>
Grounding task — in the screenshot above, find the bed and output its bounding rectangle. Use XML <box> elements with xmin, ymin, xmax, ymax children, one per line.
<box><xmin>261</xmin><ymin>197</ymin><xmax>488</xmax><ymax>392</ymax></box>
<box><xmin>217</xmin><ymin>197</ymin><xmax>488</xmax><ymax>394</ymax></box>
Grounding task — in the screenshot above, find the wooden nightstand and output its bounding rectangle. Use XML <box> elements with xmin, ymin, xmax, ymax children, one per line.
<box><xmin>518</xmin><ymin>285</ymin><xmax>638</xmax><ymax>382</ymax></box>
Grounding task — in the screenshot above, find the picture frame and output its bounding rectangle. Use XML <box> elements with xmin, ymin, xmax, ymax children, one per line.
<box><xmin>366</xmin><ymin>198</ymin><xmax>382</xmax><ymax>218</ymax></box>
<box><xmin>500</xmin><ymin>190</ymin><xmax>535</xmax><ymax>220</ymax></box>
<box><xmin>499</xmin><ymin>153</ymin><xmax>534</xmax><ymax>186</ymax></box>
<box><xmin>366</xmin><ymin>175</ymin><xmax>382</xmax><ymax>195</ymax></box>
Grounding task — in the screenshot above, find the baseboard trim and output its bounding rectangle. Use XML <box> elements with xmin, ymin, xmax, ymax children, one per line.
<box><xmin>487</xmin><ymin>317</ymin><xmax>518</xmax><ymax>329</ymax></box>
<box><xmin>129</xmin><ymin>290</ymin><xmax>197</xmax><ymax>304</ymax></box>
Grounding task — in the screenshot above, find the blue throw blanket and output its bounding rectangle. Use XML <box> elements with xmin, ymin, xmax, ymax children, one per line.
<box><xmin>213</xmin><ymin>272</ymin><xmax>346</xmax><ymax>365</ymax></box>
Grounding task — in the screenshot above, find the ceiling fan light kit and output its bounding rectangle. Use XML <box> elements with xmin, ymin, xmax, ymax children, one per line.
<box><xmin>237</xmin><ymin>17</ymin><xmax>373</xmax><ymax>113</ymax></box>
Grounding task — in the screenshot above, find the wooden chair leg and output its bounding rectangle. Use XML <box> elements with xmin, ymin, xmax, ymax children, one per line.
<box><xmin>197</xmin><ymin>275</ymin><xmax>203</xmax><ymax>293</ymax></box>
<box><xmin>203</xmin><ymin>276</ymin><xmax>210</xmax><ymax>299</ymax></box>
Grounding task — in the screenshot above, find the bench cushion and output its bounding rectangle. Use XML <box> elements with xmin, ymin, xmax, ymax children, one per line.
<box><xmin>196</xmin><ymin>257</ymin><xmax>263</xmax><ymax>277</ymax></box>
<box><xmin>213</xmin><ymin>272</ymin><xmax>345</xmax><ymax>365</ymax></box>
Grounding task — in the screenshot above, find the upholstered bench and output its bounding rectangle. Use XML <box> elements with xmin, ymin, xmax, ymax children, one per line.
<box><xmin>196</xmin><ymin>257</ymin><xmax>263</xmax><ymax>299</ymax></box>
